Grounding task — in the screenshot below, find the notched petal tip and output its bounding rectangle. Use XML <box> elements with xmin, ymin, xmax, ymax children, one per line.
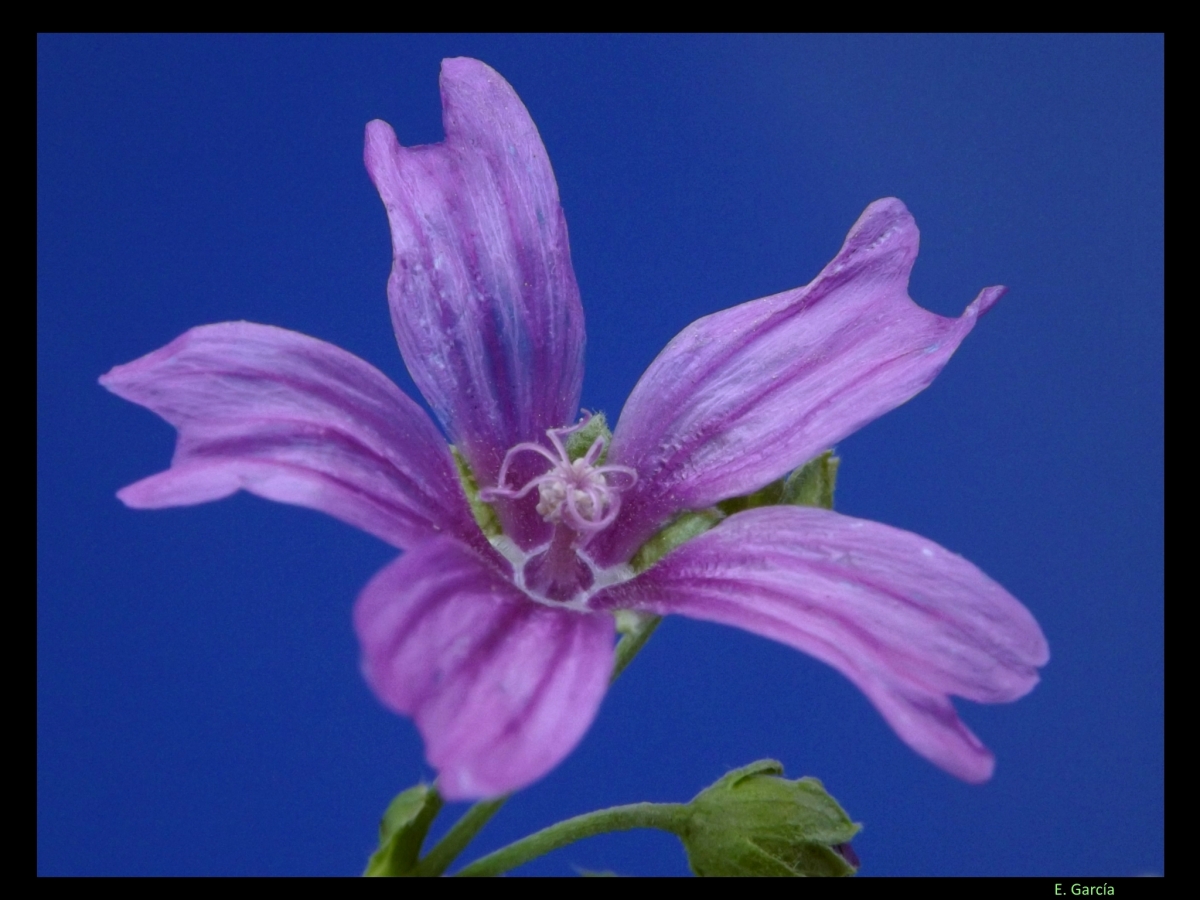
<box><xmin>362</xmin><ymin>57</ymin><xmax>585</xmax><ymax>530</ymax></box>
<box><xmin>599</xmin><ymin>197</ymin><xmax>1008</xmax><ymax>565</ymax></box>
<box><xmin>98</xmin><ymin>332</ymin><xmax>187</xmax><ymax>400</ymax></box>
<box><xmin>965</xmin><ymin>284</ymin><xmax>1007</xmax><ymax>319</ymax></box>
<box><xmin>100</xmin><ymin>322</ymin><xmax>478</xmax><ymax>550</ymax></box>
<box><xmin>839</xmin><ymin>200</ymin><xmax>1005</xmax><ymax>324</ymax></box>
<box><xmin>438</xmin><ymin>58</ymin><xmax>529</xmax><ymax>120</ymax></box>
<box><xmin>363</xmin><ymin>119</ymin><xmax>400</xmax><ymax>176</ymax></box>
<box><xmin>829</xmin><ymin>197</ymin><xmax>919</xmax><ymax>279</ymax></box>
<box><xmin>439</xmin><ymin>56</ymin><xmax>504</xmax><ymax>86</ymax></box>
<box><xmin>593</xmin><ymin>506</ymin><xmax>1046</xmax><ymax>783</ymax></box>
<box><xmin>114</xmin><ymin>465</ymin><xmax>241</xmax><ymax>509</ymax></box>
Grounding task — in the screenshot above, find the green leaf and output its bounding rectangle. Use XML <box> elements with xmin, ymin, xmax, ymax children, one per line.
<box><xmin>450</xmin><ymin>446</ymin><xmax>503</xmax><ymax>538</ymax></box>
<box><xmin>363</xmin><ymin>783</ymin><xmax>444</xmax><ymax>877</ymax></box>
<box><xmin>678</xmin><ymin>760</ymin><xmax>860</xmax><ymax>877</ymax></box>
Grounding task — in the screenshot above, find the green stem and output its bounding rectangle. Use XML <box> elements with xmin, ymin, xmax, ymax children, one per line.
<box><xmin>454</xmin><ymin>802</ymin><xmax>687</xmax><ymax>877</ymax></box>
<box><xmin>412</xmin><ymin>615</ymin><xmax>664</xmax><ymax>876</ymax></box>
<box><xmin>411</xmin><ymin>794</ymin><xmax>507</xmax><ymax>877</ymax></box>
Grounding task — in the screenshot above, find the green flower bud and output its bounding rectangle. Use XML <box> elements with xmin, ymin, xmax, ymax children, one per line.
<box><xmin>677</xmin><ymin>760</ymin><xmax>860</xmax><ymax>877</ymax></box>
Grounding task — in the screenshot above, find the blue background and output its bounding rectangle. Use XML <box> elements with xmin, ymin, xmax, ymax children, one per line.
<box><xmin>38</xmin><ymin>35</ymin><xmax>1163</xmax><ymax>876</ymax></box>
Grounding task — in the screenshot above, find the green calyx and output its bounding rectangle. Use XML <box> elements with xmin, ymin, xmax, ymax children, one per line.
<box><xmin>444</xmin><ymin>760</ymin><xmax>859</xmax><ymax>877</ymax></box>
<box><xmin>631</xmin><ymin>450</ymin><xmax>841</xmax><ymax>574</ymax></box>
<box><xmin>717</xmin><ymin>450</ymin><xmax>840</xmax><ymax>515</ymax></box>
<box><xmin>677</xmin><ymin>760</ymin><xmax>860</xmax><ymax>877</ymax></box>
<box><xmin>630</xmin><ymin>508</ymin><xmax>724</xmax><ymax>572</ymax></box>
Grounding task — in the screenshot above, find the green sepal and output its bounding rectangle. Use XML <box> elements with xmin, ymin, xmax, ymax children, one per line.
<box><xmin>631</xmin><ymin>453</ymin><xmax>839</xmax><ymax>573</ymax></box>
<box><xmin>678</xmin><ymin>760</ymin><xmax>860</xmax><ymax>877</ymax></box>
<box><xmin>450</xmin><ymin>446</ymin><xmax>503</xmax><ymax>538</ymax></box>
<box><xmin>630</xmin><ymin>508</ymin><xmax>724</xmax><ymax>572</ymax></box>
<box><xmin>564</xmin><ymin>412</ymin><xmax>611</xmax><ymax>463</ymax></box>
<box><xmin>613</xmin><ymin>608</ymin><xmax>655</xmax><ymax>636</ymax></box>
<box><xmin>363</xmin><ymin>783</ymin><xmax>444</xmax><ymax>877</ymax></box>
<box><xmin>718</xmin><ymin>450</ymin><xmax>840</xmax><ymax>516</ymax></box>
<box><xmin>781</xmin><ymin>451</ymin><xmax>840</xmax><ymax>510</ymax></box>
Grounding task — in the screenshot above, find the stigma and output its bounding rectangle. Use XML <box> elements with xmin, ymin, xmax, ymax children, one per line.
<box><xmin>481</xmin><ymin>416</ymin><xmax>637</xmax><ymax>545</ymax></box>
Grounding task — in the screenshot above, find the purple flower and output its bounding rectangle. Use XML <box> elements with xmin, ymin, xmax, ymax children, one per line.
<box><xmin>101</xmin><ymin>58</ymin><xmax>1048</xmax><ymax>800</ymax></box>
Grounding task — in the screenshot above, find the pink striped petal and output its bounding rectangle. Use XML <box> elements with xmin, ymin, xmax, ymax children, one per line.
<box><xmin>595</xmin><ymin>199</ymin><xmax>1004</xmax><ymax>566</ymax></box>
<box><xmin>364</xmin><ymin>58</ymin><xmax>585</xmax><ymax>548</ymax></box>
<box><xmin>355</xmin><ymin>538</ymin><xmax>614</xmax><ymax>799</ymax></box>
<box><xmin>100</xmin><ymin>322</ymin><xmax>478</xmax><ymax>552</ymax></box>
<box><xmin>592</xmin><ymin>505</ymin><xmax>1048</xmax><ymax>782</ymax></box>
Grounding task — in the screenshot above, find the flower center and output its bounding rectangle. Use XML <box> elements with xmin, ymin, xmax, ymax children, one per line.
<box><xmin>480</xmin><ymin>416</ymin><xmax>637</xmax><ymax>604</ymax></box>
<box><xmin>482</xmin><ymin>416</ymin><xmax>636</xmax><ymax>542</ymax></box>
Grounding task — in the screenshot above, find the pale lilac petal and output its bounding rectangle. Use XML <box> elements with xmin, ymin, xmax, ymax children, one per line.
<box><xmin>364</xmin><ymin>58</ymin><xmax>584</xmax><ymax>548</ymax></box>
<box><xmin>592</xmin><ymin>506</ymin><xmax>1048</xmax><ymax>782</ymax></box>
<box><xmin>355</xmin><ymin>537</ymin><xmax>614</xmax><ymax>799</ymax></box>
<box><xmin>100</xmin><ymin>322</ymin><xmax>480</xmax><ymax>552</ymax></box>
<box><xmin>595</xmin><ymin>199</ymin><xmax>1004</xmax><ymax>565</ymax></box>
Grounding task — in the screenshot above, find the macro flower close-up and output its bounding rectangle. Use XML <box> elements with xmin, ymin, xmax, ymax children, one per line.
<box><xmin>100</xmin><ymin>58</ymin><xmax>1047</xmax><ymax>800</ymax></box>
<box><xmin>40</xmin><ymin>35</ymin><xmax>1161</xmax><ymax>877</ymax></box>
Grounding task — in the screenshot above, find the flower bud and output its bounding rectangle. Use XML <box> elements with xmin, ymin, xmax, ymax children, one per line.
<box><xmin>677</xmin><ymin>760</ymin><xmax>860</xmax><ymax>877</ymax></box>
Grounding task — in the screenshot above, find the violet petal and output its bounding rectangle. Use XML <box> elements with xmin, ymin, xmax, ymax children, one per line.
<box><xmin>364</xmin><ymin>58</ymin><xmax>585</xmax><ymax>547</ymax></box>
<box><xmin>592</xmin><ymin>505</ymin><xmax>1048</xmax><ymax>782</ymax></box>
<box><xmin>354</xmin><ymin>537</ymin><xmax>614</xmax><ymax>799</ymax></box>
<box><xmin>596</xmin><ymin>199</ymin><xmax>1004</xmax><ymax>565</ymax></box>
<box><xmin>100</xmin><ymin>322</ymin><xmax>478</xmax><ymax>552</ymax></box>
